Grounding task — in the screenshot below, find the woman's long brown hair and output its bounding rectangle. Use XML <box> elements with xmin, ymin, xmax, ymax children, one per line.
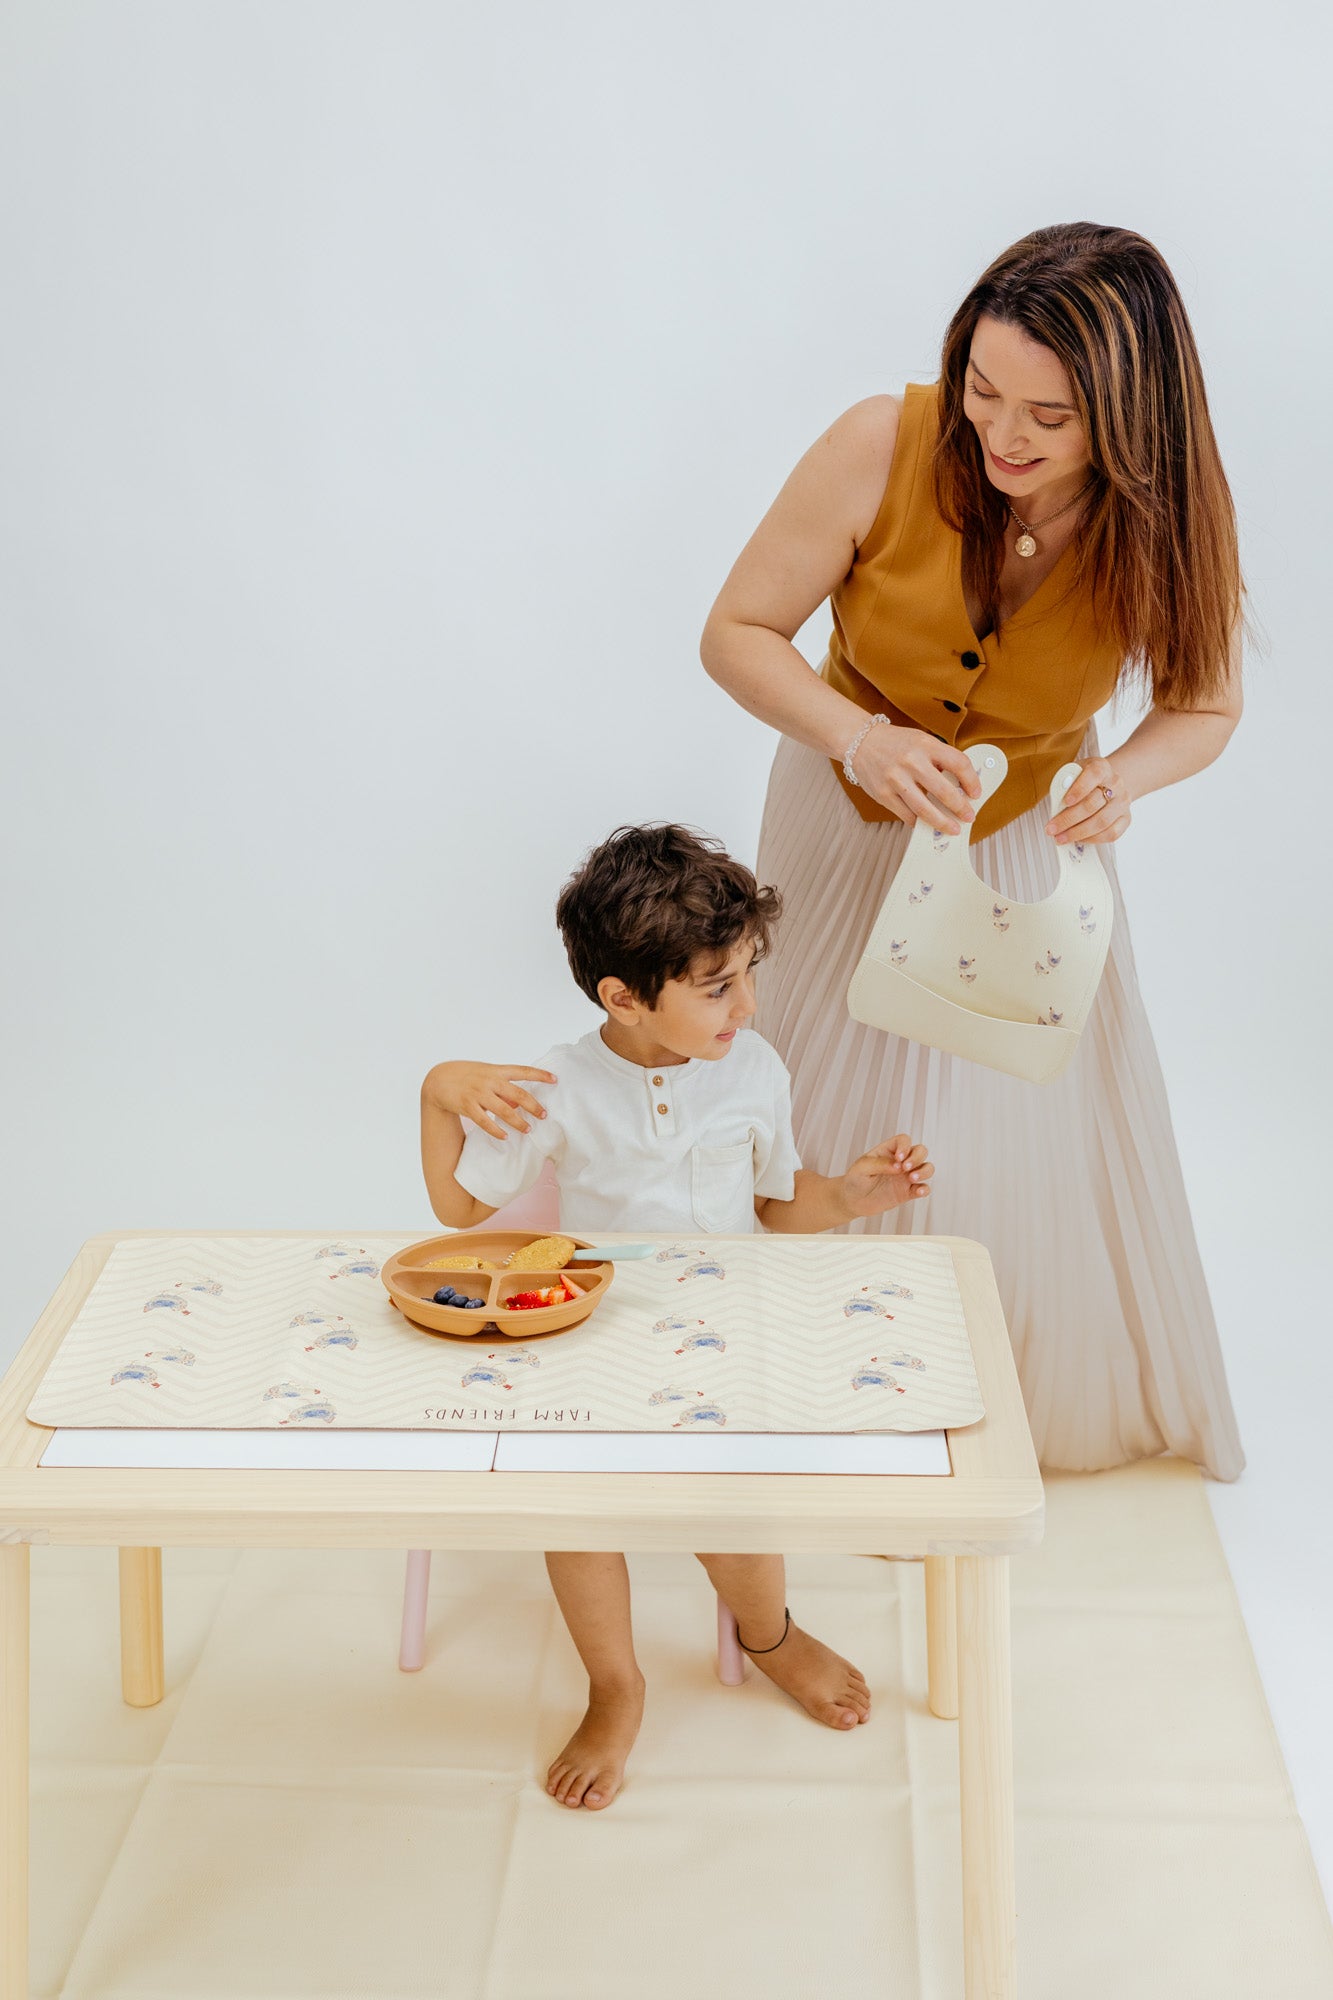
<box><xmin>933</xmin><ymin>223</ymin><xmax>1242</xmax><ymax>708</ymax></box>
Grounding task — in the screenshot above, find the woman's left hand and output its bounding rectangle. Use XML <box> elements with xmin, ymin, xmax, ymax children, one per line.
<box><xmin>1046</xmin><ymin>757</ymin><xmax>1132</xmax><ymax>845</ymax></box>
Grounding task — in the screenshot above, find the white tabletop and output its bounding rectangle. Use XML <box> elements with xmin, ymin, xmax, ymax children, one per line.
<box><xmin>39</xmin><ymin>1426</ymin><xmax>952</xmax><ymax>1475</ymax></box>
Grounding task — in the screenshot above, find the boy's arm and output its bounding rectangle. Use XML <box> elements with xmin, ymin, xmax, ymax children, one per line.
<box><xmin>755</xmin><ymin>1136</ymin><xmax>932</xmax><ymax>1233</ymax></box>
<box><xmin>420</xmin><ymin>1060</ymin><xmax>556</xmax><ymax>1228</ymax></box>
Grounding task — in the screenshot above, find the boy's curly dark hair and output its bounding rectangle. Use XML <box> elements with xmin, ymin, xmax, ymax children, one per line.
<box><xmin>555</xmin><ymin>824</ymin><xmax>783</xmax><ymax>1007</ymax></box>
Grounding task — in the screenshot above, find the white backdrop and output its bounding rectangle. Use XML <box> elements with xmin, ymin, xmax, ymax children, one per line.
<box><xmin>1</xmin><ymin>0</ymin><xmax>1330</xmax><ymax>1896</ymax></box>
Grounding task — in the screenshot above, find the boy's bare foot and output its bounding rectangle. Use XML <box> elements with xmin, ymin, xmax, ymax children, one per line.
<box><xmin>546</xmin><ymin>1674</ymin><xmax>645</xmax><ymax>1810</ymax></box>
<box><xmin>745</xmin><ymin>1620</ymin><xmax>871</xmax><ymax>1729</ymax></box>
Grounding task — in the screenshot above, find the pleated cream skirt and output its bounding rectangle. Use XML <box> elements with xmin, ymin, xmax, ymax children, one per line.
<box><xmin>754</xmin><ymin>732</ymin><xmax>1245</xmax><ymax>1481</ymax></box>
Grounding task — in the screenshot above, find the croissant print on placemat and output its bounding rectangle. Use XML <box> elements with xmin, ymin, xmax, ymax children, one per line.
<box><xmin>277</xmin><ymin>1398</ymin><xmax>337</xmax><ymax>1426</ymax></box>
<box><xmin>461</xmin><ymin>1359</ymin><xmax>514</xmax><ymax>1391</ymax></box>
<box><xmin>843</xmin><ymin>1294</ymin><xmax>896</xmax><ymax>1319</ymax></box>
<box><xmin>459</xmin><ymin>1345</ymin><xmax>539</xmax><ymax>1391</ymax></box>
<box><xmin>651</xmin><ymin>1315</ymin><xmax>727</xmax><ymax>1357</ymax></box>
<box><xmin>676</xmin><ymin>1255</ymin><xmax>727</xmax><ymax>1282</ymax></box>
<box><xmin>675</xmin><ymin>1327</ymin><xmax>726</xmax><ymax>1355</ymax></box>
<box><xmin>111</xmin><ymin>1361</ymin><xmax>162</xmax><ymax>1387</ymax></box>
<box><xmin>851</xmin><ymin>1356</ymin><xmax>908</xmax><ymax>1395</ymax></box>
<box><xmin>303</xmin><ymin>1327</ymin><xmax>359</xmax><ymax>1353</ymax></box>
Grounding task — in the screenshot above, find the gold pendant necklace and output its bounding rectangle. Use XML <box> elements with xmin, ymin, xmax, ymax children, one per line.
<box><xmin>1009</xmin><ymin>481</ymin><xmax>1092</xmax><ymax>558</ymax></box>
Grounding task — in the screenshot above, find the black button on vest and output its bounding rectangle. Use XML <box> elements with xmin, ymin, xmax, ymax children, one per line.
<box><xmin>961</xmin><ymin>650</ymin><xmax>981</xmax><ymax>669</ymax></box>
<box><xmin>942</xmin><ymin>700</ymin><xmax>962</xmax><ymax>713</ymax></box>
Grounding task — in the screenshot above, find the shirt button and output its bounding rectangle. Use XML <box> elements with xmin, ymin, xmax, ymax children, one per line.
<box><xmin>651</xmin><ymin>1075</ymin><xmax>664</xmax><ymax>1087</ymax></box>
<box><xmin>942</xmin><ymin>700</ymin><xmax>963</xmax><ymax>713</ymax></box>
<box><xmin>961</xmin><ymin>651</ymin><xmax>981</xmax><ymax>669</ymax></box>
<box><xmin>657</xmin><ymin>1103</ymin><xmax>669</xmax><ymax>1116</ymax></box>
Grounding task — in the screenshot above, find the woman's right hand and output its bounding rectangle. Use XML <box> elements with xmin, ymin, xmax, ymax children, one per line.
<box><xmin>422</xmin><ymin>1061</ymin><xmax>556</xmax><ymax>1139</ymax></box>
<box><xmin>848</xmin><ymin>722</ymin><xmax>982</xmax><ymax>834</ymax></box>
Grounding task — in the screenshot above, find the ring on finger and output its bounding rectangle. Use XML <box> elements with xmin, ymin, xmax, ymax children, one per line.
<box><xmin>1101</xmin><ymin>784</ymin><xmax>1114</xmax><ymax>803</ymax></box>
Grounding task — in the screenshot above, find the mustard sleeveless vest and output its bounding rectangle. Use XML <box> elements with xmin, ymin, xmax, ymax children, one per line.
<box><xmin>824</xmin><ymin>383</ymin><xmax>1124</xmax><ymax>843</ymax></box>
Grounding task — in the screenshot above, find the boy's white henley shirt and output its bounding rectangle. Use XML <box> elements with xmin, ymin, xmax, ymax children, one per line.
<box><xmin>454</xmin><ymin>1027</ymin><xmax>801</xmax><ymax>1235</ymax></box>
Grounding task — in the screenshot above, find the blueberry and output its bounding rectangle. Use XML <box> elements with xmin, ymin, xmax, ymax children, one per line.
<box><xmin>432</xmin><ymin>1288</ymin><xmax>451</xmax><ymax>1304</ymax></box>
<box><xmin>466</xmin><ymin>1296</ymin><xmax>485</xmax><ymax>1309</ymax></box>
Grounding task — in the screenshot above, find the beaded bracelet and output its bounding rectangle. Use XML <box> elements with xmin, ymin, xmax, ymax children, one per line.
<box><xmin>842</xmin><ymin>712</ymin><xmax>890</xmax><ymax>788</ymax></box>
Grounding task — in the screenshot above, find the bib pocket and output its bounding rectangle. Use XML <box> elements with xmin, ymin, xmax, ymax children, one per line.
<box><xmin>690</xmin><ymin>1140</ymin><xmax>756</xmax><ymax>1234</ymax></box>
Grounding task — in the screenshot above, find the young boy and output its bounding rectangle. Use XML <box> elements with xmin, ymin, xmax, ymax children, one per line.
<box><xmin>421</xmin><ymin>824</ymin><xmax>932</xmax><ymax>1811</ymax></box>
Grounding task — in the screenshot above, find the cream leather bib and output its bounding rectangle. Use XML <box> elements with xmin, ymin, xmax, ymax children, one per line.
<box><xmin>847</xmin><ymin>746</ymin><xmax>1113</xmax><ymax>1084</ymax></box>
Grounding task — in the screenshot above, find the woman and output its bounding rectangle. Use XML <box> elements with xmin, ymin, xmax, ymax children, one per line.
<box><xmin>701</xmin><ymin>222</ymin><xmax>1245</xmax><ymax>1480</ymax></box>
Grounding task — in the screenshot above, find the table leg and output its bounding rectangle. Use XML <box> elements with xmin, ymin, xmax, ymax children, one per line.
<box><xmin>956</xmin><ymin>1555</ymin><xmax>1015</xmax><ymax>2000</ymax></box>
<box><xmin>924</xmin><ymin>1554</ymin><xmax>958</xmax><ymax>1719</ymax></box>
<box><xmin>118</xmin><ymin>1548</ymin><xmax>164</xmax><ymax>1708</ymax></box>
<box><xmin>1</xmin><ymin>1544</ymin><xmax>29</xmax><ymax>2000</ymax></box>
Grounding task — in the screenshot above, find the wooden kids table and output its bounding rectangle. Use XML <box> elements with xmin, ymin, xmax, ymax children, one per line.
<box><xmin>0</xmin><ymin>1231</ymin><xmax>1043</xmax><ymax>2000</ymax></box>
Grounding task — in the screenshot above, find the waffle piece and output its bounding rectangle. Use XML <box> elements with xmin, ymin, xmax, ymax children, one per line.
<box><xmin>424</xmin><ymin>1254</ymin><xmax>491</xmax><ymax>1271</ymax></box>
<box><xmin>506</xmin><ymin>1234</ymin><xmax>578</xmax><ymax>1272</ymax></box>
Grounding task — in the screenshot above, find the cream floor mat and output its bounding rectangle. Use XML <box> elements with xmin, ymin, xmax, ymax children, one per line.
<box><xmin>29</xmin><ymin>1459</ymin><xmax>1333</xmax><ymax>1999</ymax></box>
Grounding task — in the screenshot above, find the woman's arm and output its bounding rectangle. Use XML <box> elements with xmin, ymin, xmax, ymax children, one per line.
<box><xmin>700</xmin><ymin>397</ymin><xmax>898</xmax><ymax>757</ymax></box>
<box><xmin>700</xmin><ymin>397</ymin><xmax>981</xmax><ymax>835</ymax></box>
<box><xmin>1048</xmin><ymin>627</ymin><xmax>1244</xmax><ymax>844</ymax></box>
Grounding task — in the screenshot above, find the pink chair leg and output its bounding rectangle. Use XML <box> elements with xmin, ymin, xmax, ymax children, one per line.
<box><xmin>399</xmin><ymin>1549</ymin><xmax>431</xmax><ymax>1671</ymax></box>
<box><xmin>715</xmin><ymin>1592</ymin><xmax>746</xmax><ymax>1685</ymax></box>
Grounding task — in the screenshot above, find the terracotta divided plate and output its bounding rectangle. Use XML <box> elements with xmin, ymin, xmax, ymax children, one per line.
<box><xmin>381</xmin><ymin>1231</ymin><xmax>614</xmax><ymax>1340</ymax></box>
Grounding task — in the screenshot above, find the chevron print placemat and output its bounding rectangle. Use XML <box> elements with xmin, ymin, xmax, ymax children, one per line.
<box><xmin>26</xmin><ymin>1235</ymin><xmax>983</xmax><ymax>1433</ymax></box>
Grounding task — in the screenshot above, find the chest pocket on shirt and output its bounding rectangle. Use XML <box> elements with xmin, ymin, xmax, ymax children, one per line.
<box><xmin>690</xmin><ymin>1140</ymin><xmax>755</xmax><ymax>1234</ymax></box>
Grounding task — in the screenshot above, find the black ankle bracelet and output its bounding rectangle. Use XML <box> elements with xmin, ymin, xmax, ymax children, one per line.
<box><xmin>736</xmin><ymin>1607</ymin><xmax>791</xmax><ymax>1655</ymax></box>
